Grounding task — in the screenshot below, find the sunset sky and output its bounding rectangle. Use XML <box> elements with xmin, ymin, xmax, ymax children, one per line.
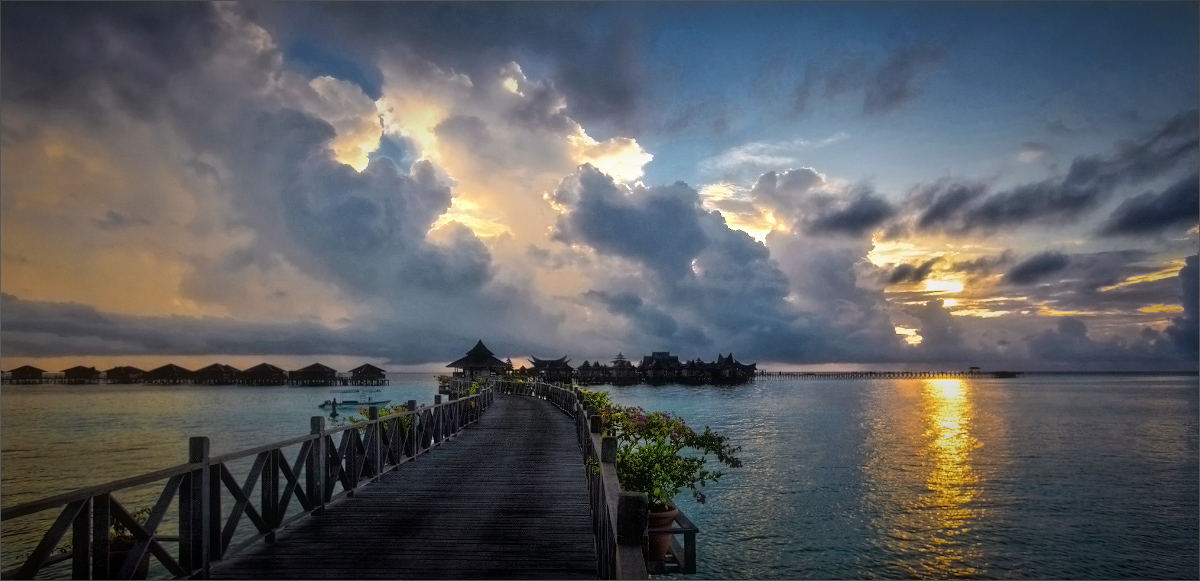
<box><xmin>2</xmin><ymin>2</ymin><xmax>1197</xmax><ymax>372</ymax></box>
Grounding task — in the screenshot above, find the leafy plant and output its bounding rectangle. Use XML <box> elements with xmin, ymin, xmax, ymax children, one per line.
<box><xmin>58</xmin><ymin>506</ymin><xmax>152</xmax><ymax>554</ymax></box>
<box><xmin>603</xmin><ymin>405</ymin><xmax>741</xmax><ymax>511</ymax></box>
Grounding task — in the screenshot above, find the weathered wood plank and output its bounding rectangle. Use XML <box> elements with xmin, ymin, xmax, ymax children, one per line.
<box><xmin>211</xmin><ymin>394</ymin><xmax>597</xmax><ymax>579</ymax></box>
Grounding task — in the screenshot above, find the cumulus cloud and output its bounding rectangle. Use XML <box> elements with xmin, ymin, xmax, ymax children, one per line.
<box><xmin>747</xmin><ymin>169</ymin><xmax>894</xmax><ymax>236</ymax></box>
<box><xmin>1165</xmin><ymin>254</ymin><xmax>1198</xmax><ymax>354</ymax></box>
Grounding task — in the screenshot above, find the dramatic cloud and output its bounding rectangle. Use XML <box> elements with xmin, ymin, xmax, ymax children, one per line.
<box><xmin>791</xmin><ymin>44</ymin><xmax>944</xmax><ymax>118</ymax></box>
<box><xmin>748</xmin><ymin>169</ymin><xmax>895</xmax><ymax>236</ymax></box>
<box><xmin>1098</xmin><ymin>173</ymin><xmax>1200</xmax><ymax>236</ymax></box>
<box><xmin>909</xmin><ymin>110</ymin><xmax>1199</xmax><ymax>233</ymax></box>
<box><xmin>1005</xmin><ymin>252</ymin><xmax>1071</xmax><ymax>285</ymax></box>
<box><xmin>888</xmin><ymin>257</ymin><xmax>941</xmax><ymax>285</ymax></box>
<box><xmin>1165</xmin><ymin>255</ymin><xmax>1199</xmax><ymax>354</ymax></box>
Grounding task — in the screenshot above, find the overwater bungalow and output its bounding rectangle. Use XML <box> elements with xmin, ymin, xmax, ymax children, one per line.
<box><xmin>105</xmin><ymin>366</ymin><xmax>144</xmax><ymax>384</ymax></box>
<box><xmin>609</xmin><ymin>353</ymin><xmax>639</xmax><ymax>385</ymax></box>
<box><xmin>530</xmin><ymin>356</ymin><xmax>574</xmax><ymax>383</ymax></box>
<box><xmin>289</xmin><ymin>363</ymin><xmax>339</xmax><ymax>386</ymax></box>
<box><xmin>5</xmin><ymin>365</ymin><xmax>46</xmax><ymax>385</ymax></box>
<box><xmin>61</xmin><ymin>365</ymin><xmax>101</xmax><ymax>385</ymax></box>
<box><xmin>144</xmin><ymin>364</ymin><xmax>194</xmax><ymax>385</ymax></box>
<box><xmin>640</xmin><ymin>351</ymin><xmax>682</xmax><ymax>385</ymax></box>
<box><xmin>349</xmin><ymin>364</ymin><xmax>388</xmax><ymax>386</ymax></box>
<box><xmin>240</xmin><ymin>363</ymin><xmax>288</xmax><ymax>386</ymax></box>
<box><xmin>447</xmin><ymin>340</ymin><xmax>512</xmax><ymax>380</ymax></box>
<box><xmin>194</xmin><ymin>363</ymin><xmax>241</xmax><ymax>385</ymax></box>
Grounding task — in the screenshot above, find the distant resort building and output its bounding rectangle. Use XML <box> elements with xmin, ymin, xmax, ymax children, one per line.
<box><xmin>447</xmin><ymin>340</ymin><xmax>512</xmax><ymax>379</ymax></box>
<box><xmin>529</xmin><ymin>356</ymin><xmax>573</xmax><ymax>383</ymax></box>
<box><xmin>105</xmin><ymin>366</ymin><xmax>144</xmax><ymax>384</ymax></box>
<box><xmin>241</xmin><ymin>363</ymin><xmax>288</xmax><ymax>386</ymax></box>
<box><xmin>6</xmin><ymin>365</ymin><xmax>46</xmax><ymax>384</ymax></box>
<box><xmin>289</xmin><ymin>363</ymin><xmax>339</xmax><ymax>386</ymax></box>
<box><xmin>640</xmin><ymin>352</ymin><xmax>682</xmax><ymax>385</ymax></box>
<box><xmin>145</xmin><ymin>364</ymin><xmax>194</xmax><ymax>385</ymax></box>
<box><xmin>350</xmin><ymin>364</ymin><xmax>388</xmax><ymax>386</ymax></box>
<box><xmin>194</xmin><ymin>363</ymin><xmax>241</xmax><ymax>385</ymax></box>
<box><xmin>61</xmin><ymin>365</ymin><xmax>101</xmax><ymax>385</ymax></box>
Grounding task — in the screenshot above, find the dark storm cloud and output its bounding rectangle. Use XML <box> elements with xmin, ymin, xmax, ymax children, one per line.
<box><xmin>552</xmin><ymin>165</ymin><xmax>708</xmax><ymax>280</ymax></box>
<box><xmin>862</xmin><ymin>45</ymin><xmax>944</xmax><ymax>117</ymax></box>
<box><xmin>1006</xmin><ymin>252</ymin><xmax>1070</xmax><ymax>285</ymax></box>
<box><xmin>888</xmin><ymin>257</ymin><xmax>941</xmax><ymax>285</ymax></box>
<box><xmin>909</xmin><ymin>110</ymin><xmax>1199</xmax><ymax>233</ymax></box>
<box><xmin>247</xmin><ymin>3</ymin><xmax>646</xmax><ymax>133</ymax></box>
<box><xmin>1165</xmin><ymin>255</ymin><xmax>1199</xmax><ymax>355</ymax></box>
<box><xmin>947</xmin><ymin>251</ymin><xmax>1014</xmax><ymax>276</ymax></box>
<box><xmin>551</xmin><ymin>165</ymin><xmax>879</xmax><ymax>362</ymax></box>
<box><xmin>1098</xmin><ymin>173</ymin><xmax>1200</xmax><ymax>236</ymax></box>
<box><xmin>806</xmin><ymin>189</ymin><xmax>896</xmax><ymax>236</ymax></box>
<box><xmin>1</xmin><ymin>2</ymin><xmax>221</xmax><ymax>121</ymax></box>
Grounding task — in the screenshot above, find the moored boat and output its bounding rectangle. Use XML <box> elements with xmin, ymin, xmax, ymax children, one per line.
<box><xmin>318</xmin><ymin>388</ymin><xmax>391</xmax><ymax>409</ymax></box>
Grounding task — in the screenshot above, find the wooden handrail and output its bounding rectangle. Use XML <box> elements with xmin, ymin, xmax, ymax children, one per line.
<box><xmin>0</xmin><ymin>389</ymin><xmax>495</xmax><ymax>580</ymax></box>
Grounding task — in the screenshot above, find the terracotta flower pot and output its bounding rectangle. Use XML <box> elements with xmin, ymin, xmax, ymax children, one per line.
<box><xmin>646</xmin><ymin>505</ymin><xmax>679</xmax><ymax>563</ymax></box>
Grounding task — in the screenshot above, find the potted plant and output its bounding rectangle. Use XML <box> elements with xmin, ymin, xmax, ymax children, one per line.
<box><xmin>603</xmin><ymin>405</ymin><xmax>741</xmax><ymax>562</ymax></box>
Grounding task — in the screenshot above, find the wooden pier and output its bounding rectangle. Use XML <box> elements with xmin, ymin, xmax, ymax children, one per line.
<box><xmin>755</xmin><ymin>369</ymin><xmax>1024</xmax><ymax>380</ymax></box>
<box><xmin>209</xmin><ymin>394</ymin><xmax>597</xmax><ymax>579</ymax></box>
<box><xmin>1</xmin><ymin>382</ymin><xmax>664</xmax><ymax>580</ymax></box>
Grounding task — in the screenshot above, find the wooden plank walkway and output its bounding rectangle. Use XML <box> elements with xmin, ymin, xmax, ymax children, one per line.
<box><xmin>210</xmin><ymin>394</ymin><xmax>597</xmax><ymax>579</ymax></box>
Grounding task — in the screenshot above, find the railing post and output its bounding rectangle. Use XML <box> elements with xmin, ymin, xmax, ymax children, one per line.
<box><xmin>179</xmin><ymin>436</ymin><xmax>210</xmax><ymax>577</ymax></box>
<box><xmin>590</xmin><ymin>414</ymin><xmax>602</xmax><ymax>434</ymax></box>
<box><xmin>616</xmin><ymin>492</ymin><xmax>648</xmax><ymax>545</ymax></box>
<box><xmin>602</xmin><ymin>436</ymin><xmax>618</xmax><ymax>464</ymax></box>
<box><xmin>93</xmin><ymin>494</ymin><xmax>110</xmax><ymax>580</ymax></box>
<box><xmin>407</xmin><ymin>400</ymin><xmax>418</xmax><ymax>457</ymax></box>
<box><xmin>368</xmin><ymin>406</ymin><xmax>382</xmax><ymax>478</ymax></box>
<box><xmin>262</xmin><ymin>447</ymin><xmax>279</xmax><ymax>544</ymax></box>
<box><xmin>308</xmin><ymin>417</ymin><xmax>326</xmax><ymax>515</ymax></box>
<box><xmin>72</xmin><ymin>497</ymin><xmax>91</xmax><ymax>579</ymax></box>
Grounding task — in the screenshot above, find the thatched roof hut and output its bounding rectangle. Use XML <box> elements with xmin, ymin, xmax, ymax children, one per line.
<box><xmin>446</xmin><ymin>340</ymin><xmax>511</xmax><ymax>378</ymax></box>
<box><xmin>241</xmin><ymin>363</ymin><xmax>288</xmax><ymax>386</ymax></box>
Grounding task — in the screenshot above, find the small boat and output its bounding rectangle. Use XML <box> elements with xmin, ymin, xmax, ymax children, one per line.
<box><xmin>318</xmin><ymin>388</ymin><xmax>391</xmax><ymax>410</ymax></box>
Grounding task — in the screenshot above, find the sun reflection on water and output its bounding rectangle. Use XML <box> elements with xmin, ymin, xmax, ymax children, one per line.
<box><xmin>864</xmin><ymin>378</ymin><xmax>984</xmax><ymax>577</ymax></box>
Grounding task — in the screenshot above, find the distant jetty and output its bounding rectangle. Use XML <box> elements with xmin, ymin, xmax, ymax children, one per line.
<box><xmin>755</xmin><ymin>369</ymin><xmax>1024</xmax><ymax>380</ymax></box>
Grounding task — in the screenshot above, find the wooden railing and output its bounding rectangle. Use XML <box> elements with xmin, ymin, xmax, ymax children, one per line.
<box><xmin>0</xmin><ymin>389</ymin><xmax>494</xmax><ymax>580</ymax></box>
<box><xmin>495</xmin><ymin>379</ymin><xmax>700</xmax><ymax>579</ymax></box>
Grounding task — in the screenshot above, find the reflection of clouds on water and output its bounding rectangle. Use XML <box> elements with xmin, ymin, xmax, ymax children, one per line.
<box><xmin>862</xmin><ymin>378</ymin><xmax>986</xmax><ymax>577</ymax></box>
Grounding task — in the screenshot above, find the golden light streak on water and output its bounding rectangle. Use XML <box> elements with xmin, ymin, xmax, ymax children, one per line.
<box><xmin>864</xmin><ymin>378</ymin><xmax>984</xmax><ymax>578</ymax></box>
<box><xmin>921</xmin><ymin>378</ymin><xmax>982</xmax><ymax>576</ymax></box>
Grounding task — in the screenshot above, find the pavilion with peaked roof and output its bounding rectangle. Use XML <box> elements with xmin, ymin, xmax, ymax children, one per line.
<box><xmin>105</xmin><ymin>365</ymin><xmax>144</xmax><ymax>384</ymax></box>
<box><xmin>447</xmin><ymin>340</ymin><xmax>511</xmax><ymax>379</ymax></box>
<box><xmin>145</xmin><ymin>363</ymin><xmax>194</xmax><ymax>385</ymax></box>
<box><xmin>530</xmin><ymin>355</ymin><xmax>573</xmax><ymax>383</ymax></box>
<box><xmin>350</xmin><ymin>363</ymin><xmax>388</xmax><ymax>386</ymax></box>
<box><xmin>240</xmin><ymin>363</ymin><xmax>288</xmax><ymax>386</ymax></box>
<box><xmin>6</xmin><ymin>365</ymin><xmax>47</xmax><ymax>384</ymax></box>
<box><xmin>289</xmin><ymin>363</ymin><xmax>339</xmax><ymax>386</ymax></box>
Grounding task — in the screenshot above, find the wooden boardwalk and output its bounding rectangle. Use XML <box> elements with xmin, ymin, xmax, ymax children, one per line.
<box><xmin>210</xmin><ymin>394</ymin><xmax>597</xmax><ymax>579</ymax></box>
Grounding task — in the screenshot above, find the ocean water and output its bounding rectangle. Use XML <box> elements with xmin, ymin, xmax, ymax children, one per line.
<box><xmin>2</xmin><ymin>373</ymin><xmax>1197</xmax><ymax>579</ymax></box>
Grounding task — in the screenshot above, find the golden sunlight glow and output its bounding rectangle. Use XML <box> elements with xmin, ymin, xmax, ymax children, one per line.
<box><xmin>1140</xmin><ymin>304</ymin><xmax>1185</xmax><ymax>313</ymax></box>
<box><xmin>502</xmin><ymin>77</ymin><xmax>521</xmax><ymax>95</ymax></box>
<box><xmin>867</xmin><ymin>239</ymin><xmax>929</xmax><ymax>267</ymax></box>
<box><xmin>1038</xmin><ymin>305</ymin><xmax>1085</xmax><ymax>316</ymax></box>
<box><xmin>895</xmin><ymin>326</ymin><xmax>923</xmax><ymax>345</ymax></box>
<box><xmin>698</xmin><ymin>183</ymin><xmax>773</xmax><ymax>242</ymax></box>
<box><xmin>569</xmin><ymin>132</ymin><xmax>653</xmax><ymax>183</ymax></box>
<box><xmin>942</xmin><ymin>298</ymin><xmax>958</xmax><ymax>307</ymax></box>
<box><xmin>430</xmin><ymin>197</ymin><xmax>513</xmax><ymax>238</ymax></box>
<box><xmin>923</xmin><ymin>279</ymin><xmax>964</xmax><ymax>294</ymax></box>
<box><xmin>950</xmin><ymin>307</ymin><xmax>1009</xmax><ymax>318</ymax></box>
<box><xmin>1099</xmin><ymin>259</ymin><xmax>1187</xmax><ymax>292</ymax></box>
<box><xmin>376</xmin><ymin>97</ymin><xmax>447</xmax><ymax>166</ymax></box>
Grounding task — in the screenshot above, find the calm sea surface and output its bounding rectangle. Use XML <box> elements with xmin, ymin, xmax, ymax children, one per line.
<box><xmin>2</xmin><ymin>373</ymin><xmax>1197</xmax><ymax>579</ymax></box>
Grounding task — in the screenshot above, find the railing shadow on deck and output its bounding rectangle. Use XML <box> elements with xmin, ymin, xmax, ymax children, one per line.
<box><xmin>0</xmin><ymin>389</ymin><xmax>494</xmax><ymax>580</ymax></box>
<box><xmin>495</xmin><ymin>379</ymin><xmax>699</xmax><ymax>579</ymax></box>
